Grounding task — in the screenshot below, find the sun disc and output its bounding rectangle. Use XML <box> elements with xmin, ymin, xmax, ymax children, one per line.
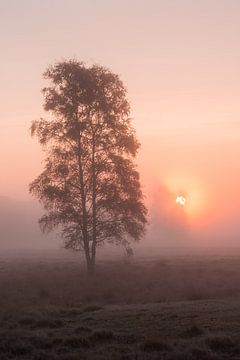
<box><xmin>176</xmin><ymin>195</ymin><xmax>186</xmax><ymax>206</ymax></box>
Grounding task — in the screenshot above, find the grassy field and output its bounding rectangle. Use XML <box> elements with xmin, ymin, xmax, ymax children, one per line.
<box><xmin>1</xmin><ymin>252</ymin><xmax>240</xmax><ymax>359</ymax></box>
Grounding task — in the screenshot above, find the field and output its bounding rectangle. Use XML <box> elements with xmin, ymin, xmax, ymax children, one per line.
<box><xmin>1</xmin><ymin>251</ymin><xmax>240</xmax><ymax>359</ymax></box>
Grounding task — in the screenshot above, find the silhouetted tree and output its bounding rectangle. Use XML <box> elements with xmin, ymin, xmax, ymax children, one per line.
<box><xmin>30</xmin><ymin>60</ymin><xmax>147</xmax><ymax>275</ymax></box>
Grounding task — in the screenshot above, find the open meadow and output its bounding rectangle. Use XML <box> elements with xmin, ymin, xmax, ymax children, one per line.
<box><xmin>1</xmin><ymin>251</ymin><xmax>240</xmax><ymax>359</ymax></box>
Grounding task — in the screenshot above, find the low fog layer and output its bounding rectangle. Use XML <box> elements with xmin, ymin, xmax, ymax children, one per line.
<box><xmin>0</xmin><ymin>196</ymin><xmax>58</xmax><ymax>252</ymax></box>
<box><xmin>1</xmin><ymin>188</ymin><xmax>240</xmax><ymax>255</ymax></box>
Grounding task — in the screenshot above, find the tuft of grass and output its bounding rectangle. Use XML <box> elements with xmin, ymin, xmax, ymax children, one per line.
<box><xmin>63</xmin><ymin>336</ymin><xmax>90</xmax><ymax>349</ymax></box>
<box><xmin>60</xmin><ymin>308</ymin><xmax>82</xmax><ymax>317</ymax></box>
<box><xmin>82</xmin><ymin>316</ymin><xmax>94</xmax><ymax>322</ymax></box>
<box><xmin>74</xmin><ymin>326</ymin><xmax>92</xmax><ymax>334</ymax></box>
<box><xmin>168</xmin><ymin>347</ymin><xmax>219</xmax><ymax>360</ymax></box>
<box><xmin>141</xmin><ymin>336</ymin><xmax>173</xmax><ymax>352</ymax></box>
<box><xmin>18</xmin><ymin>317</ymin><xmax>35</xmax><ymax>326</ymax></box>
<box><xmin>29</xmin><ymin>335</ymin><xmax>62</xmax><ymax>350</ymax></box>
<box><xmin>33</xmin><ymin>350</ymin><xmax>58</xmax><ymax>360</ymax></box>
<box><xmin>83</xmin><ymin>305</ymin><xmax>103</xmax><ymax>312</ymax></box>
<box><xmin>33</xmin><ymin>318</ymin><xmax>64</xmax><ymax>329</ymax></box>
<box><xmin>9</xmin><ymin>340</ymin><xmax>33</xmax><ymax>356</ymax></box>
<box><xmin>182</xmin><ymin>323</ymin><xmax>204</xmax><ymax>338</ymax></box>
<box><xmin>205</xmin><ymin>334</ymin><xmax>236</xmax><ymax>353</ymax></box>
<box><xmin>190</xmin><ymin>346</ymin><xmax>219</xmax><ymax>360</ymax></box>
<box><xmin>89</xmin><ymin>329</ymin><xmax>114</xmax><ymax>342</ymax></box>
<box><xmin>57</xmin><ymin>354</ymin><xmax>87</xmax><ymax>360</ymax></box>
<box><xmin>116</xmin><ymin>333</ymin><xmax>138</xmax><ymax>344</ymax></box>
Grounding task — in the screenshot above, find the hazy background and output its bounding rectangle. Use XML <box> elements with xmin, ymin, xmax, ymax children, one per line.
<box><xmin>1</xmin><ymin>0</ymin><xmax>240</xmax><ymax>251</ymax></box>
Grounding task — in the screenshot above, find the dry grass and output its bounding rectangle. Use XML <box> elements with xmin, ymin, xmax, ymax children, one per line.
<box><xmin>1</xmin><ymin>254</ymin><xmax>240</xmax><ymax>308</ymax></box>
<box><xmin>1</xmin><ymin>254</ymin><xmax>240</xmax><ymax>359</ymax></box>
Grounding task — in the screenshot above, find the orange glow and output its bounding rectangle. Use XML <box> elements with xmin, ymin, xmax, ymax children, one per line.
<box><xmin>1</xmin><ymin>1</ymin><xmax>240</xmax><ymax>248</ymax></box>
<box><xmin>164</xmin><ymin>176</ymin><xmax>208</xmax><ymax>221</ymax></box>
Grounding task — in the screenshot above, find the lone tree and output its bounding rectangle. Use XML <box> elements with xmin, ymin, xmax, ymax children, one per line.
<box><xmin>30</xmin><ymin>60</ymin><xmax>147</xmax><ymax>275</ymax></box>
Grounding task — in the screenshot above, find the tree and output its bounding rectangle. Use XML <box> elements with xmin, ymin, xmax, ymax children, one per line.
<box><xmin>29</xmin><ymin>60</ymin><xmax>147</xmax><ymax>275</ymax></box>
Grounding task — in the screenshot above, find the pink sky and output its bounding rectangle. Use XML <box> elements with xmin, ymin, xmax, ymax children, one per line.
<box><xmin>1</xmin><ymin>0</ymin><xmax>240</xmax><ymax>246</ymax></box>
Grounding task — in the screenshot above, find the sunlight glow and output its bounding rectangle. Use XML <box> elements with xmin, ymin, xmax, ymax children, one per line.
<box><xmin>164</xmin><ymin>175</ymin><xmax>208</xmax><ymax>222</ymax></box>
<box><xmin>176</xmin><ymin>195</ymin><xmax>186</xmax><ymax>206</ymax></box>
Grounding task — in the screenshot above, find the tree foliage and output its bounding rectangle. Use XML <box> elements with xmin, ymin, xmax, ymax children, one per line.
<box><xmin>30</xmin><ymin>60</ymin><xmax>147</xmax><ymax>274</ymax></box>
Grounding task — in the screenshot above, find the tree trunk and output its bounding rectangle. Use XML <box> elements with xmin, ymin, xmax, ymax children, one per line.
<box><xmin>91</xmin><ymin>131</ymin><xmax>97</xmax><ymax>276</ymax></box>
<box><xmin>76</xmin><ymin>119</ymin><xmax>92</xmax><ymax>276</ymax></box>
<box><xmin>86</xmin><ymin>256</ymin><xmax>95</xmax><ymax>276</ymax></box>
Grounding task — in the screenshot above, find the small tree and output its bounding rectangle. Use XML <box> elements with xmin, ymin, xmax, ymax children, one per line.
<box><xmin>30</xmin><ymin>60</ymin><xmax>147</xmax><ymax>275</ymax></box>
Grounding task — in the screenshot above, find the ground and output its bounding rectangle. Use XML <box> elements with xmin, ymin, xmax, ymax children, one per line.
<box><xmin>1</xmin><ymin>251</ymin><xmax>240</xmax><ymax>359</ymax></box>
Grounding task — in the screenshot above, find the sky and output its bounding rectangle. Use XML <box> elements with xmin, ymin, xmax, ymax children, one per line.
<box><xmin>1</xmin><ymin>0</ymin><xmax>240</xmax><ymax>249</ymax></box>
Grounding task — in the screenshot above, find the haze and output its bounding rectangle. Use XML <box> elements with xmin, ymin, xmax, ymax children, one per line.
<box><xmin>1</xmin><ymin>0</ymin><xmax>240</xmax><ymax>251</ymax></box>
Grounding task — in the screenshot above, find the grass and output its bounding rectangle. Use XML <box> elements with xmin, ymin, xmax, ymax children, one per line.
<box><xmin>89</xmin><ymin>329</ymin><xmax>115</xmax><ymax>342</ymax></box>
<box><xmin>141</xmin><ymin>336</ymin><xmax>173</xmax><ymax>352</ymax></box>
<box><xmin>181</xmin><ymin>323</ymin><xmax>204</xmax><ymax>338</ymax></box>
<box><xmin>1</xmin><ymin>301</ymin><xmax>240</xmax><ymax>359</ymax></box>
<box><xmin>205</xmin><ymin>334</ymin><xmax>237</xmax><ymax>353</ymax></box>
<box><xmin>63</xmin><ymin>336</ymin><xmax>90</xmax><ymax>348</ymax></box>
<box><xmin>1</xmin><ymin>253</ymin><xmax>240</xmax><ymax>359</ymax></box>
<box><xmin>83</xmin><ymin>305</ymin><xmax>103</xmax><ymax>312</ymax></box>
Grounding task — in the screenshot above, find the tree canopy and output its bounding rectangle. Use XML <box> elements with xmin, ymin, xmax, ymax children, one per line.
<box><xmin>30</xmin><ymin>60</ymin><xmax>147</xmax><ymax>274</ymax></box>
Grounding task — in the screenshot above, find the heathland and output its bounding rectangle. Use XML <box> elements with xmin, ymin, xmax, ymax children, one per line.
<box><xmin>1</xmin><ymin>251</ymin><xmax>240</xmax><ymax>359</ymax></box>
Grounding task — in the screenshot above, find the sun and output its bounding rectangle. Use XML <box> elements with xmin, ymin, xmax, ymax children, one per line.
<box><xmin>176</xmin><ymin>195</ymin><xmax>186</xmax><ymax>206</ymax></box>
<box><xmin>164</xmin><ymin>175</ymin><xmax>208</xmax><ymax>220</ymax></box>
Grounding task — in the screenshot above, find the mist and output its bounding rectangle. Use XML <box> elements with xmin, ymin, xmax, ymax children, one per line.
<box><xmin>1</xmin><ymin>189</ymin><xmax>240</xmax><ymax>258</ymax></box>
<box><xmin>1</xmin><ymin>1</ymin><xmax>240</xmax><ymax>359</ymax></box>
<box><xmin>0</xmin><ymin>196</ymin><xmax>59</xmax><ymax>253</ymax></box>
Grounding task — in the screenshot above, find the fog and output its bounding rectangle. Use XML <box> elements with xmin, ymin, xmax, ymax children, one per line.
<box><xmin>147</xmin><ymin>184</ymin><xmax>240</xmax><ymax>250</ymax></box>
<box><xmin>1</xmin><ymin>189</ymin><xmax>240</xmax><ymax>257</ymax></box>
<box><xmin>0</xmin><ymin>196</ymin><xmax>58</xmax><ymax>252</ymax></box>
<box><xmin>1</xmin><ymin>1</ymin><xmax>240</xmax><ymax>257</ymax></box>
